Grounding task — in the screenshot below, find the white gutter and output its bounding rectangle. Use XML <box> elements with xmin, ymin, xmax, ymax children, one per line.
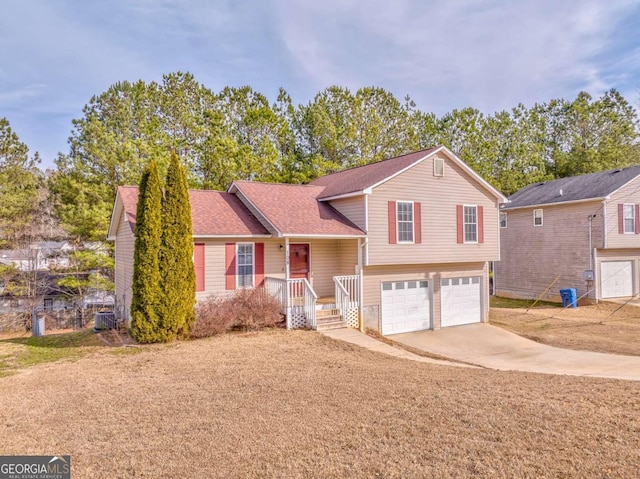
<box><xmin>502</xmin><ymin>197</ymin><xmax>605</xmax><ymax>211</ymax></box>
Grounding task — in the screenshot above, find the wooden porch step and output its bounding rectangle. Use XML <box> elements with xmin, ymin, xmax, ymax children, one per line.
<box><xmin>316</xmin><ymin>308</ymin><xmax>340</xmax><ymax>319</ymax></box>
<box><xmin>315</xmin><ymin>316</ymin><xmax>347</xmax><ymax>331</ymax></box>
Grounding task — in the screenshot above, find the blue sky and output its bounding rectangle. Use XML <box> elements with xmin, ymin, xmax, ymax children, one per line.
<box><xmin>2</xmin><ymin>0</ymin><xmax>640</xmax><ymax>169</ymax></box>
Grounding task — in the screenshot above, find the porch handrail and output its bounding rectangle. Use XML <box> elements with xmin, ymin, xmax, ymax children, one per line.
<box><xmin>264</xmin><ymin>276</ymin><xmax>317</xmax><ymax>329</ymax></box>
<box><xmin>334</xmin><ymin>275</ymin><xmax>360</xmax><ymax>328</ymax></box>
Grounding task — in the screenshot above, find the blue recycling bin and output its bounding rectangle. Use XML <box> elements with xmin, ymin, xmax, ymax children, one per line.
<box><xmin>559</xmin><ymin>288</ymin><xmax>577</xmax><ymax>308</ymax></box>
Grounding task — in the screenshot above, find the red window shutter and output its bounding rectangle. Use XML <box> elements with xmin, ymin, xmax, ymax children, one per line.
<box><xmin>388</xmin><ymin>201</ymin><xmax>397</xmax><ymax>244</ymax></box>
<box><xmin>414</xmin><ymin>202</ymin><xmax>422</xmax><ymax>244</ymax></box>
<box><xmin>636</xmin><ymin>205</ymin><xmax>640</xmax><ymax>234</ymax></box>
<box><xmin>478</xmin><ymin>205</ymin><xmax>484</xmax><ymax>244</ymax></box>
<box><xmin>456</xmin><ymin>205</ymin><xmax>464</xmax><ymax>244</ymax></box>
<box><xmin>255</xmin><ymin>243</ymin><xmax>265</xmax><ymax>286</ymax></box>
<box><xmin>618</xmin><ymin>204</ymin><xmax>624</xmax><ymax>234</ymax></box>
<box><xmin>194</xmin><ymin>243</ymin><xmax>205</xmax><ymax>292</ymax></box>
<box><xmin>225</xmin><ymin>243</ymin><xmax>236</xmax><ymax>290</ymax></box>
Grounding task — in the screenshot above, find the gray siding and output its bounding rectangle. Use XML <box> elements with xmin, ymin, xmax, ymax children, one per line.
<box><xmin>496</xmin><ymin>200</ymin><xmax>603</xmax><ymax>302</ymax></box>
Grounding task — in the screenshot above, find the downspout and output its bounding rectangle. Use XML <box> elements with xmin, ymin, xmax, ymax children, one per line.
<box><xmin>358</xmin><ymin>237</ymin><xmax>364</xmax><ymax>332</ymax></box>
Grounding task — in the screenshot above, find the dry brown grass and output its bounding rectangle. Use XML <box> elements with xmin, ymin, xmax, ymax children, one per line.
<box><xmin>491</xmin><ymin>301</ymin><xmax>640</xmax><ymax>356</ymax></box>
<box><xmin>1</xmin><ymin>329</ymin><xmax>639</xmax><ymax>478</ymax></box>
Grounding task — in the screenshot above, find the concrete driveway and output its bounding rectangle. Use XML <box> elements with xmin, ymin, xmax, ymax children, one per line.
<box><xmin>391</xmin><ymin>323</ymin><xmax>640</xmax><ymax>381</ymax></box>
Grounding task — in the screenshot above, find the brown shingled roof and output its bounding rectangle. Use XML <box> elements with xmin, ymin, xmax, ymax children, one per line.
<box><xmin>232</xmin><ymin>181</ymin><xmax>365</xmax><ymax>236</ymax></box>
<box><xmin>310</xmin><ymin>147</ymin><xmax>440</xmax><ymax>199</ymax></box>
<box><xmin>117</xmin><ymin>186</ymin><xmax>270</xmax><ymax>236</ymax></box>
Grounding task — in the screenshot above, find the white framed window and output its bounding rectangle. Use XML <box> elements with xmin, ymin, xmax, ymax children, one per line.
<box><xmin>533</xmin><ymin>209</ymin><xmax>543</xmax><ymax>227</ymax></box>
<box><xmin>464</xmin><ymin>205</ymin><xmax>477</xmax><ymax>243</ymax></box>
<box><xmin>397</xmin><ymin>201</ymin><xmax>414</xmax><ymax>243</ymax></box>
<box><xmin>236</xmin><ymin>243</ymin><xmax>254</xmax><ymax>288</ymax></box>
<box><xmin>623</xmin><ymin>204</ymin><xmax>635</xmax><ymax>233</ymax></box>
<box><xmin>499</xmin><ymin>212</ymin><xmax>507</xmax><ymax>229</ymax></box>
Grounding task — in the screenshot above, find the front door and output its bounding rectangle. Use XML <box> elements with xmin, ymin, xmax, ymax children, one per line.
<box><xmin>289</xmin><ymin>244</ymin><xmax>310</xmax><ymax>280</ymax></box>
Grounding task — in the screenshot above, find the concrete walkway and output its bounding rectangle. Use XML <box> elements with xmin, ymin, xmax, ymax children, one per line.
<box><xmin>391</xmin><ymin>323</ymin><xmax>640</xmax><ymax>381</ymax></box>
<box><xmin>320</xmin><ymin>328</ymin><xmax>473</xmax><ymax>368</ymax></box>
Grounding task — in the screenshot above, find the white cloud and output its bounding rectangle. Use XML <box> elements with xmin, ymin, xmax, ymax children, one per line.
<box><xmin>273</xmin><ymin>0</ymin><xmax>640</xmax><ymax>113</ymax></box>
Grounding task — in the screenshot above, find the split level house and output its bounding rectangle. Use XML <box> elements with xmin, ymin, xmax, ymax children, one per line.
<box><xmin>107</xmin><ymin>146</ymin><xmax>506</xmax><ymax>335</ymax></box>
<box><xmin>495</xmin><ymin>165</ymin><xmax>640</xmax><ymax>303</ymax></box>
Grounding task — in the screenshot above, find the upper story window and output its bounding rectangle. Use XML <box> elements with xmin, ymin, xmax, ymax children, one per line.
<box><xmin>623</xmin><ymin>204</ymin><xmax>635</xmax><ymax>234</ymax></box>
<box><xmin>464</xmin><ymin>205</ymin><xmax>477</xmax><ymax>243</ymax></box>
<box><xmin>237</xmin><ymin>243</ymin><xmax>254</xmax><ymax>288</ymax></box>
<box><xmin>397</xmin><ymin>201</ymin><xmax>414</xmax><ymax>243</ymax></box>
<box><xmin>533</xmin><ymin>209</ymin><xmax>543</xmax><ymax>227</ymax></box>
<box><xmin>499</xmin><ymin>212</ymin><xmax>507</xmax><ymax>229</ymax></box>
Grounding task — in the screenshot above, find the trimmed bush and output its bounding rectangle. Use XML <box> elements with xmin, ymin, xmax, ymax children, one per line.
<box><xmin>191</xmin><ymin>288</ymin><xmax>283</xmax><ymax>338</ymax></box>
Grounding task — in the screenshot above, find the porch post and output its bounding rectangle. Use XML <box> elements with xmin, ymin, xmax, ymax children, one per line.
<box><xmin>284</xmin><ymin>237</ymin><xmax>290</xmax><ymax>280</ymax></box>
<box><xmin>358</xmin><ymin>238</ymin><xmax>364</xmax><ymax>332</ymax></box>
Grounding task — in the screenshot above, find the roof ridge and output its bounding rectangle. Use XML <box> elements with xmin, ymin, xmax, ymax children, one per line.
<box><xmin>310</xmin><ymin>146</ymin><xmax>440</xmax><ymax>181</ymax></box>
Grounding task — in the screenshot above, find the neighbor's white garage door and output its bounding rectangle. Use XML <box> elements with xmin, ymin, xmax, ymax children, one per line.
<box><xmin>381</xmin><ymin>280</ymin><xmax>430</xmax><ymax>335</ymax></box>
<box><xmin>600</xmin><ymin>261</ymin><xmax>633</xmax><ymax>298</ymax></box>
<box><xmin>441</xmin><ymin>277</ymin><xmax>481</xmax><ymax>328</ymax></box>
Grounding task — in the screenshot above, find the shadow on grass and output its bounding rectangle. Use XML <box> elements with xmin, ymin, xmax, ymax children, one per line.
<box><xmin>490</xmin><ymin>296</ymin><xmax>562</xmax><ymax>309</ymax></box>
<box><xmin>1</xmin><ymin>329</ymin><xmax>103</xmax><ymax>349</ymax></box>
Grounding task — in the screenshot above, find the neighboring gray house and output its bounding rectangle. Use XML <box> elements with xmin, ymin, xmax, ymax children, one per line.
<box><xmin>496</xmin><ymin>165</ymin><xmax>640</xmax><ymax>303</ymax></box>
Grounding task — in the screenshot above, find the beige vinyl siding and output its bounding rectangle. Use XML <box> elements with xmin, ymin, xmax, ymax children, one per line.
<box><xmin>362</xmin><ymin>262</ymin><xmax>488</xmax><ymax>330</ymax></box>
<box><xmin>367</xmin><ymin>154</ymin><xmax>499</xmax><ymax>265</ymax></box>
<box><xmin>338</xmin><ymin>239</ymin><xmax>359</xmax><ymax>275</ymax></box>
<box><xmin>495</xmin><ymin>200</ymin><xmax>603</xmax><ymax>302</ymax></box>
<box><xmin>595</xmin><ymin>249</ymin><xmax>640</xmax><ymax>299</ymax></box>
<box><xmin>328</xmin><ymin>196</ymin><xmax>366</xmax><ymax>231</ymax></box>
<box><xmin>604</xmin><ymin>176</ymin><xmax>640</xmax><ymax>249</ymax></box>
<box><xmin>115</xmin><ymin>209</ymin><xmax>135</xmax><ymax>320</ymax></box>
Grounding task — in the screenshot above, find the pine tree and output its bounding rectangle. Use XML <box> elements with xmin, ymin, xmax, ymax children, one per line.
<box><xmin>129</xmin><ymin>160</ymin><xmax>163</xmax><ymax>343</ymax></box>
<box><xmin>158</xmin><ymin>153</ymin><xmax>195</xmax><ymax>340</ymax></box>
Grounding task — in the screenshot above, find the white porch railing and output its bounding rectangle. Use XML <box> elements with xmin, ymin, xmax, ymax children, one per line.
<box><xmin>334</xmin><ymin>275</ymin><xmax>359</xmax><ymax>328</ymax></box>
<box><xmin>264</xmin><ymin>277</ymin><xmax>317</xmax><ymax>330</ymax></box>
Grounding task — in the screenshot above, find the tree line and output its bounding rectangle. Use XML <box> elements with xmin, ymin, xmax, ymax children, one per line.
<box><xmin>1</xmin><ymin>71</ymin><xmax>639</xmax><ymax>244</ymax></box>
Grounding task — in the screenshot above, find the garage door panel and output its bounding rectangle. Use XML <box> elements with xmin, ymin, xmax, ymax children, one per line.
<box><xmin>601</xmin><ymin>261</ymin><xmax>633</xmax><ymax>298</ymax></box>
<box><xmin>381</xmin><ymin>280</ymin><xmax>430</xmax><ymax>335</ymax></box>
<box><xmin>441</xmin><ymin>277</ymin><xmax>481</xmax><ymax>328</ymax></box>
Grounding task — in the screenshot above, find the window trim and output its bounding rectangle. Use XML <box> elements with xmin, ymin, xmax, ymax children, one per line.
<box><xmin>236</xmin><ymin>242</ymin><xmax>255</xmax><ymax>289</ymax></box>
<box><xmin>463</xmin><ymin>204</ymin><xmax>478</xmax><ymax>244</ymax></box>
<box><xmin>499</xmin><ymin>212</ymin><xmax>507</xmax><ymax>229</ymax></box>
<box><xmin>396</xmin><ymin>200</ymin><xmax>415</xmax><ymax>244</ymax></box>
<box><xmin>623</xmin><ymin>204</ymin><xmax>635</xmax><ymax>234</ymax></box>
<box><xmin>533</xmin><ymin>209</ymin><xmax>543</xmax><ymax>227</ymax></box>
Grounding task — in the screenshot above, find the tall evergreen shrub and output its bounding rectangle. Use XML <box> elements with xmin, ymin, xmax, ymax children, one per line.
<box><xmin>129</xmin><ymin>160</ymin><xmax>163</xmax><ymax>343</ymax></box>
<box><xmin>158</xmin><ymin>153</ymin><xmax>196</xmax><ymax>340</ymax></box>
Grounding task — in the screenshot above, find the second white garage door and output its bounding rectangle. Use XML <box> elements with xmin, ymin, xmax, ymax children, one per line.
<box><xmin>441</xmin><ymin>277</ymin><xmax>481</xmax><ymax>328</ymax></box>
<box><xmin>381</xmin><ymin>280</ymin><xmax>430</xmax><ymax>335</ymax></box>
<box><xmin>600</xmin><ymin>261</ymin><xmax>633</xmax><ymax>298</ymax></box>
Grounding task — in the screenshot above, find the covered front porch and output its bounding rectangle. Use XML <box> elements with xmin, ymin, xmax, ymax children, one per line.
<box><xmin>263</xmin><ymin>237</ymin><xmax>364</xmax><ymax>331</ymax></box>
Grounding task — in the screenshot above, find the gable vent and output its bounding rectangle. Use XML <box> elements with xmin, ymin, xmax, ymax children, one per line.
<box><xmin>434</xmin><ymin>158</ymin><xmax>444</xmax><ymax>177</ymax></box>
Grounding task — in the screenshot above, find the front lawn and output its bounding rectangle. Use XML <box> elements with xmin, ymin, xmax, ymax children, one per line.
<box><xmin>0</xmin><ymin>329</ymin><xmax>638</xmax><ymax>478</ymax></box>
<box><xmin>490</xmin><ymin>297</ymin><xmax>640</xmax><ymax>356</ymax></box>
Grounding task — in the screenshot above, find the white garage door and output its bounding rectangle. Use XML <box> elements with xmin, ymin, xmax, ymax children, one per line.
<box><xmin>441</xmin><ymin>277</ymin><xmax>481</xmax><ymax>328</ymax></box>
<box><xmin>381</xmin><ymin>280</ymin><xmax>430</xmax><ymax>335</ymax></box>
<box><xmin>600</xmin><ymin>261</ymin><xmax>633</xmax><ymax>298</ymax></box>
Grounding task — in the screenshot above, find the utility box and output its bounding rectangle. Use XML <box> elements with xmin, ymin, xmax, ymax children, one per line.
<box><xmin>583</xmin><ymin>270</ymin><xmax>594</xmax><ymax>281</ymax></box>
<box><xmin>32</xmin><ymin>317</ymin><xmax>45</xmax><ymax>337</ymax></box>
<box><xmin>559</xmin><ymin>288</ymin><xmax>578</xmax><ymax>308</ymax></box>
